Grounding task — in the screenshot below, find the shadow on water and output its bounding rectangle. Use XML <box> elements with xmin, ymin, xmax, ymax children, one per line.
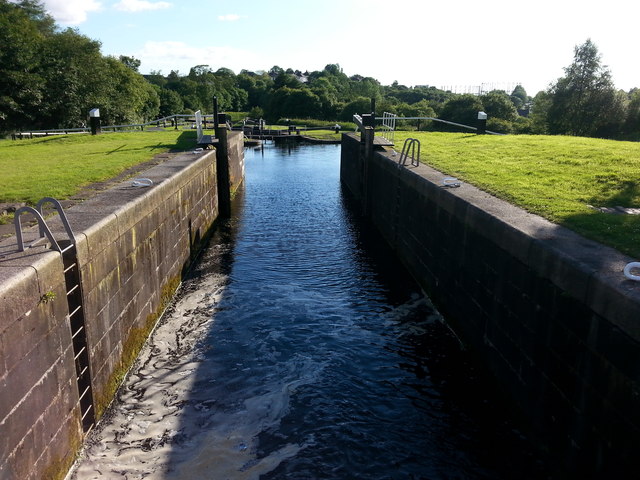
<box><xmin>160</xmin><ymin>144</ymin><xmax>548</xmax><ymax>479</ymax></box>
<box><xmin>70</xmin><ymin>143</ymin><xmax>550</xmax><ymax>480</ymax></box>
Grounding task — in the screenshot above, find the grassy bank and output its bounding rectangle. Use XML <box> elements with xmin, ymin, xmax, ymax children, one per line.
<box><xmin>2</xmin><ymin>129</ymin><xmax>638</xmax><ymax>258</ymax></box>
<box><xmin>0</xmin><ymin>130</ymin><xmax>195</xmax><ymax>205</ymax></box>
<box><xmin>393</xmin><ymin>131</ymin><xmax>640</xmax><ymax>258</ymax></box>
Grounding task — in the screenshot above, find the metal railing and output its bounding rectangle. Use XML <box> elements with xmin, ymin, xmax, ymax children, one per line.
<box><xmin>376</xmin><ymin>116</ymin><xmax>504</xmax><ymax>135</ymax></box>
<box><xmin>10</xmin><ymin>113</ymin><xmax>222</xmax><ymax>139</ymax></box>
<box><xmin>379</xmin><ymin>112</ymin><xmax>397</xmax><ymax>144</ymax></box>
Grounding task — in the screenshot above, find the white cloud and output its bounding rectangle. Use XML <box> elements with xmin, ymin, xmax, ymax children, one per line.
<box><xmin>136</xmin><ymin>41</ymin><xmax>264</xmax><ymax>75</ymax></box>
<box><xmin>41</xmin><ymin>0</ymin><xmax>102</xmax><ymax>25</ymax></box>
<box><xmin>114</xmin><ymin>0</ymin><xmax>172</xmax><ymax>12</ymax></box>
<box><xmin>218</xmin><ymin>14</ymin><xmax>242</xmax><ymax>22</ymax></box>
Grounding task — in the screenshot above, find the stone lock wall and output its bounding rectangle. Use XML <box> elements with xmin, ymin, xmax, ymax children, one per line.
<box><xmin>0</xmin><ymin>249</ymin><xmax>81</xmax><ymax>480</ymax></box>
<box><xmin>0</xmin><ymin>131</ymin><xmax>244</xmax><ymax>480</ymax></box>
<box><xmin>341</xmin><ymin>132</ymin><xmax>640</xmax><ymax>476</ymax></box>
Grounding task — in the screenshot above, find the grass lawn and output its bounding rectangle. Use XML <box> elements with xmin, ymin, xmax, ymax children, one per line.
<box><xmin>1</xmin><ymin>129</ymin><xmax>638</xmax><ymax>258</ymax></box>
<box><xmin>299</xmin><ymin>129</ymin><xmax>343</xmax><ymax>141</ymax></box>
<box><xmin>0</xmin><ymin>130</ymin><xmax>196</xmax><ymax>205</ymax></box>
<box><xmin>393</xmin><ymin>131</ymin><xmax>640</xmax><ymax>258</ymax></box>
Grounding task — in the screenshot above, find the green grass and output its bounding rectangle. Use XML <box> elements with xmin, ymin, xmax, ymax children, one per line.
<box><xmin>0</xmin><ymin>130</ymin><xmax>196</xmax><ymax>205</ymax></box>
<box><xmin>299</xmin><ymin>129</ymin><xmax>343</xmax><ymax>141</ymax></box>
<box><xmin>392</xmin><ymin>131</ymin><xmax>640</xmax><ymax>258</ymax></box>
<box><xmin>2</xmin><ymin>129</ymin><xmax>639</xmax><ymax>258</ymax></box>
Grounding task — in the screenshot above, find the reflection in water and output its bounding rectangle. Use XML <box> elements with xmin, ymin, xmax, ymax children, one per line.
<box><xmin>70</xmin><ymin>143</ymin><xmax>547</xmax><ymax>479</ymax></box>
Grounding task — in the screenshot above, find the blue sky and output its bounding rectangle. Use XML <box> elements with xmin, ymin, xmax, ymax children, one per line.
<box><xmin>40</xmin><ymin>0</ymin><xmax>638</xmax><ymax>96</ymax></box>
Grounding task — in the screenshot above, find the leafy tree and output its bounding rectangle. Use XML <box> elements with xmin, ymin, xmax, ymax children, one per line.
<box><xmin>10</xmin><ymin>0</ymin><xmax>55</xmax><ymax>34</ymax></box>
<box><xmin>119</xmin><ymin>55</ymin><xmax>141</xmax><ymax>72</ymax></box>
<box><xmin>547</xmin><ymin>39</ymin><xmax>621</xmax><ymax>137</ymax></box>
<box><xmin>394</xmin><ymin>100</ymin><xmax>436</xmax><ymax>130</ymax></box>
<box><xmin>248</xmin><ymin>106</ymin><xmax>264</xmax><ymax>119</ymax></box>
<box><xmin>237</xmin><ymin>72</ymin><xmax>272</xmax><ymax>110</ymax></box>
<box><xmin>0</xmin><ymin>0</ymin><xmax>162</xmax><ymax>131</ymax></box>
<box><xmin>510</xmin><ymin>85</ymin><xmax>528</xmax><ymax>109</ymax></box>
<box><xmin>38</xmin><ymin>28</ymin><xmax>105</xmax><ymax>128</ymax></box>
<box><xmin>339</xmin><ymin>97</ymin><xmax>372</xmax><ymax>122</ymax></box>
<box><xmin>273</xmin><ymin>71</ymin><xmax>301</xmax><ymax>89</ymax></box>
<box><xmin>309</xmin><ymin>76</ymin><xmax>340</xmax><ymax>119</ymax></box>
<box><xmin>623</xmin><ymin>89</ymin><xmax>640</xmax><ymax>137</ymax></box>
<box><xmin>529</xmin><ymin>91</ymin><xmax>552</xmax><ymax>134</ymax></box>
<box><xmin>145</xmin><ymin>70</ymin><xmax>167</xmax><ymax>88</ymax></box>
<box><xmin>481</xmin><ymin>91</ymin><xmax>518</xmax><ymax>122</ymax></box>
<box><xmin>97</xmin><ymin>56</ymin><xmax>159</xmax><ymax>124</ymax></box>
<box><xmin>268</xmin><ymin>65</ymin><xmax>284</xmax><ymax>78</ymax></box>
<box><xmin>269</xmin><ymin>87</ymin><xmax>321</xmax><ymax>120</ymax></box>
<box><xmin>350</xmin><ymin>76</ymin><xmax>382</xmax><ymax>102</ymax></box>
<box><xmin>0</xmin><ymin>0</ymin><xmax>48</xmax><ymax>131</ymax></box>
<box><xmin>158</xmin><ymin>87</ymin><xmax>184</xmax><ymax>116</ymax></box>
<box><xmin>440</xmin><ymin>94</ymin><xmax>484</xmax><ymax>127</ymax></box>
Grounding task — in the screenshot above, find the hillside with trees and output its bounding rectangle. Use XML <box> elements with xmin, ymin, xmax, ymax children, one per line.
<box><xmin>1</xmin><ymin>1</ymin><xmax>638</xmax><ymax>140</ymax></box>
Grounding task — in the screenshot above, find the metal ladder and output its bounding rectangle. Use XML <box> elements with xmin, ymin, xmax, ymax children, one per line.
<box><xmin>398</xmin><ymin>138</ymin><xmax>421</xmax><ymax>167</ymax></box>
<box><xmin>393</xmin><ymin>139</ymin><xmax>422</xmax><ymax>247</ymax></box>
<box><xmin>14</xmin><ymin>198</ymin><xmax>95</xmax><ymax>431</ymax></box>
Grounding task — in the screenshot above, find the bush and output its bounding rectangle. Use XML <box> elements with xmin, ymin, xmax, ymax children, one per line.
<box><xmin>513</xmin><ymin>116</ymin><xmax>533</xmax><ymax>134</ymax></box>
<box><xmin>486</xmin><ymin>118</ymin><xmax>514</xmax><ymax>134</ymax></box>
<box><xmin>247</xmin><ymin>106</ymin><xmax>264</xmax><ymax>119</ymax></box>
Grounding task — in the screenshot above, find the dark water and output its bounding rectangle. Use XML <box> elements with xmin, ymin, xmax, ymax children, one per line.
<box><xmin>71</xmin><ymin>142</ymin><xmax>548</xmax><ymax>479</ymax></box>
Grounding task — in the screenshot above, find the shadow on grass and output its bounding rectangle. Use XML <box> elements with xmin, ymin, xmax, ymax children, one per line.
<box><xmin>172</xmin><ymin>131</ymin><xmax>198</xmax><ymax>151</ymax></box>
<box><xmin>589</xmin><ymin>179</ymin><xmax>640</xmax><ymax>208</ymax></box>
<box><xmin>561</xmin><ymin>214</ymin><xmax>640</xmax><ymax>259</ymax></box>
<box><xmin>560</xmin><ymin>180</ymin><xmax>640</xmax><ymax>258</ymax></box>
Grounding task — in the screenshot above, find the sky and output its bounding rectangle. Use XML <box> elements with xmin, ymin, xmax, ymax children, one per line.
<box><xmin>38</xmin><ymin>0</ymin><xmax>639</xmax><ymax>96</ymax></box>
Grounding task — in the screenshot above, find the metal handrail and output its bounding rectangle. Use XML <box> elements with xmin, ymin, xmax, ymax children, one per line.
<box><xmin>379</xmin><ymin>112</ymin><xmax>396</xmax><ymax>144</ymax></box>
<box><xmin>14</xmin><ymin>197</ymin><xmax>76</xmax><ymax>253</ymax></box>
<box><xmin>36</xmin><ymin>197</ymin><xmax>75</xmax><ymax>244</ymax></box>
<box><xmin>11</xmin><ymin>114</ymin><xmax>207</xmax><ymax>138</ymax></box>
<box><xmin>399</xmin><ymin>138</ymin><xmax>420</xmax><ymax>167</ymax></box>
<box><xmin>14</xmin><ymin>207</ymin><xmax>62</xmax><ymax>253</ymax></box>
<box><xmin>353</xmin><ymin>114</ymin><xmax>364</xmax><ymax>131</ymax></box>
<box><xmin>374</xmin><ymin>116</ymin><xmax>504</xmax><ymax>135</ymax></box>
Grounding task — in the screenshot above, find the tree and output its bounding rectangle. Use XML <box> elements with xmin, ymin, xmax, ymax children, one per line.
<box><xmin>481</xmin><ymin>91</ymin><xmax>518</xmax><ymax>122</ymax></box>
<box><xmin>394</xmin><ymin>100</ymin><xmax>436</xmax><ymax>130</ymax></box>
<box><xmin>439</xmin><ymin>94</ymin><xmax>484</xmax><ymax>127</ymax></box>
<box><xmin>547</xmin><ymin>39</ymin><xmax>621</xmax><ymax>137</ymax></box>
<box><xmin>157</xmin><ymin>87</ymin><xmax>183</xmax><ymax>116</ymax></box>
<box><xmin>41</xmin><ymin>28</ymin><xmax>110</xmax><ymax>128</ymax></box>
<box><xmin>269</xmin><ymin>87</ymin><xmax>321</xmax><ymax>120</ymax></box>
<box><xmin>0</xmin><ymin>1</ymin><xmax>162</xmax><ymax>131</ymax></box>
<box><xmin>510</xmin><ymin>85</ymin><xmax>528</xmax><ymax>109</ymax></box>
<box><xmin>529</xmin><ymin>91</ymin><xmax>552</xmax><ymax>134</ymax></box>
<box><xmin>339</xmin><ymin>97</ymin><xmax>372</xmax><ymax>122</ymax></box>
<box><xmin>0</xmin><ymin>0</ymin><xmax>48</xmax><ymax>131</ymax></box>
<box><xmin>624</xmin><ymin>89</ymin><xmax>640</xmax><ymax>136</ymax></box>
<box><xmin>119</xmin><ymin>55</ymin><xmax>141</xmax><ymax>72</ymax></box>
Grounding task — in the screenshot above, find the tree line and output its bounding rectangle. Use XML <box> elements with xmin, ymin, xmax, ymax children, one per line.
<box><xmin>1</xmin><ymin>1</ymin><xmax>638</xmax><ymax>140</ymax></box>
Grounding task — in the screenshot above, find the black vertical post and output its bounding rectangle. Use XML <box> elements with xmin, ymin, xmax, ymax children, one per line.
<box><xmin>89</xmin><ymin>108</ymin><xmax>101</xmax><ymax>135</ymax></box>
<box><xmin>371</xmin><ymin>97</ymin><xmax>376</xmax><ymax>116</ymax></box>
<box><xmin>477</xmin><ymin>111</ymin><xmax>487</xmax><ymax>135</ymax></box>
<box><xmin>213</xmin><ymin>96</ymin><xmax>219</xmax><ymax>134</ymax></box>
<box><xmin>213</xmin><ymin>95</ymin><xmax>231</xmax><ymax>217</ymax></box>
